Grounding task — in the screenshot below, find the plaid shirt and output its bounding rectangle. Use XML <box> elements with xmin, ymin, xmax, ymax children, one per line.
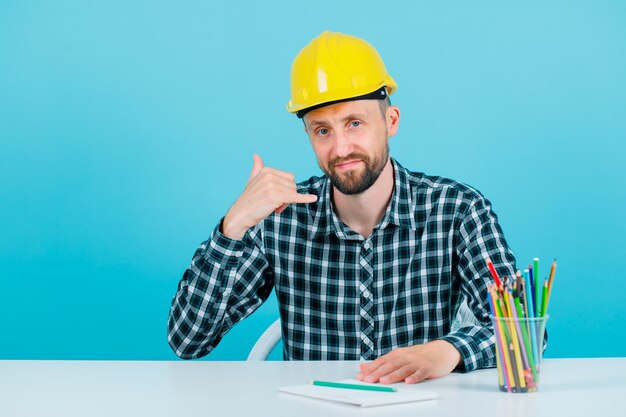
<box><xmin>168</xmin><ymin>158</ymin><xmax>516</xmax><ymax>371</ymax></box>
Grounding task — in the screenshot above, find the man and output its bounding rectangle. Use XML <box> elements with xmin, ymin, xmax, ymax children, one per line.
<box><xmin>168</xmin><ymin>31</ymin><xmax>516</xmax><ymax>384</ymax></box>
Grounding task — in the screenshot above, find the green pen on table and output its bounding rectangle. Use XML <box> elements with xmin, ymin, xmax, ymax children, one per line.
<box><xmin>309</xmin><ymin>380</ymin><xmax>398</xmax><ymax>392</ymax></box>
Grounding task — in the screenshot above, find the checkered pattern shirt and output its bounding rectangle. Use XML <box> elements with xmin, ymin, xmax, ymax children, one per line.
<box><xmin>168</xmin><ymin>158</ymin><xmax>517</xmax><ymax>371</ymax></box>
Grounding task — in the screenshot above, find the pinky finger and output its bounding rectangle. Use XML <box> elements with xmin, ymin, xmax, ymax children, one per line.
<box><xmin>405</xmin><ymin>368</ymin><xmax>428</xmax><ymax>384</ymax></box>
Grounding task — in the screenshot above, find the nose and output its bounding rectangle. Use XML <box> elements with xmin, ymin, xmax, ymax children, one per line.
<box><xmin>334</xmin><ymin>130</ymin><xmax>354</xmax><ymax>158</ymax></box>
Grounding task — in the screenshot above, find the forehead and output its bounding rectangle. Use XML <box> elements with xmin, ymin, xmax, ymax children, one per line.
<box><xmin>304</xmin><ymin>99</ymin><xmax>380</xmax><ymax>125</ymax></box>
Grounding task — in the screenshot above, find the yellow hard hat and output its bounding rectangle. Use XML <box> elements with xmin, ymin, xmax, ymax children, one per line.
<box><xmin>287</xmin><ymin>31</ymin><xmax>397</xmax><ymax>118</ymax></box>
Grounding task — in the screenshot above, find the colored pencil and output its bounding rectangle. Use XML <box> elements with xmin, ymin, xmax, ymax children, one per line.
<box><xmin>533</xmin><ymin>258</ymin><xmax>540</xmax><ymax>320</ymax></box>
<box><xmin>488</xmin><ymin>286</ymin><xmax>508</xmax><ymax>390</ymax></box>
<box><xmin>486</xmin><ymin>258</ymin><xmax>502</xmax><ymax>288</ymax></box>
<box><xmin>544</xmin><ymin>259</ymin><xmax>557</xmax><ymax>314</ymax></box>
<box><xmin>541</xmin><ymin>279</ymin><xmax>548</xmax><ymax>317</ymax></box>
<box><xmin>492</xmin><ymin>289</ymin><xmax>516</xmax><ymax>391</ymax></box>
<box><xmin>309</xmin><ymin>381</ymin><xmax>397</xmax><ymax>392</ymax></box>
<box><xmin>505</xmin><ymin>292</ymin><xmax>527</xmax><ymax>390</ymax></box>
<box><xmin>527</xmin><ymin>267</ymin><xmax>536</xmax><ymax>316</ymax></box>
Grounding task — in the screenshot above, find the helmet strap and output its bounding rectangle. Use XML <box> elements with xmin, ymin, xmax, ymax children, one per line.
<box><xmin>296</xmin><ymin>87</ymin><xmax>388</xmax><ymax>119</ymax></box>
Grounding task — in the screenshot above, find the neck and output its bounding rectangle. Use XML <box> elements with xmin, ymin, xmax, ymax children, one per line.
<box><xmin>332</xmin><ymin>158</ymin><xmax>395</xmax><ymax>238</ymax></box>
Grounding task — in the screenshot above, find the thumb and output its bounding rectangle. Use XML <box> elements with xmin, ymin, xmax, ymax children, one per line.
<box><xmin>247</xmin><ymin>154</ymin><xmax>264</xmax><ymax>183</ymax></box>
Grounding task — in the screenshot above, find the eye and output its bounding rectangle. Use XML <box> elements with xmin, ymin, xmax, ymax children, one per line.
<box><xmin>350</xmin><ymin>121</ymin><xmax>361</xmax><ymax>127</ymax></box>
<box><xmin>317</xmin><ymin>128</ymin><xmax>329</xmax><ymax>136</ymax></box>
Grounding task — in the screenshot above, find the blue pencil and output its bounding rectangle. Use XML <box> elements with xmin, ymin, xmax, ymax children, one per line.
<box><xmin>523</xmin><ymin>269</ymin><xmax>539</xmax><ymax>365</ymax></box>
<box><xmin>527</xmin><ymin>267</ymin><xmax>535</xmax><ymax>315</ymax></box>
<box><xmin>533</xmin><ymin>258</ymin><xmax>541</xmax><ymax>317</ymax></box>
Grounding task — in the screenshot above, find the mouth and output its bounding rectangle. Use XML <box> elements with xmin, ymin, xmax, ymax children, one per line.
<box><xmin>334</xmin><ymin>159</ymin><xmax>362</xmax><ymax>170</ymax></box>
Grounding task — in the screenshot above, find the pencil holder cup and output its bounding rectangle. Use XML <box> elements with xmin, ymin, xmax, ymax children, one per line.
<box><xmin>490</xmin><ymin>315</ymin><xmax>548</xmax><ymax>393</ymax></box>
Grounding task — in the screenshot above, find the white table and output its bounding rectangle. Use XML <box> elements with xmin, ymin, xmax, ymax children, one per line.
<box><xmin>1</xmin><ymin>358</ymin><xmax>624</xmax><ymax>416</ymax></box>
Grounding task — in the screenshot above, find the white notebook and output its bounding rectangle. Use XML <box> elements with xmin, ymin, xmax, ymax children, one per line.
<box><xmin>278</xmin><ymin>379</ymin><xmax>438</xmax><ymax>408</ymax></box>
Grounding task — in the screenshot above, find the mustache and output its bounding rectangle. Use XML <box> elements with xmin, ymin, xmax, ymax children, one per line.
<box><xmin>330</xmin><ymin>153</ymin><xmax>370</xmax><ymax>168</ymax></box>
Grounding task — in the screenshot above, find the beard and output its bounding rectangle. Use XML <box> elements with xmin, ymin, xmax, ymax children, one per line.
<box><xmin>320</xmin><ymin>142</ymin><xmax>390</xmax><ymax>195</ymax></box>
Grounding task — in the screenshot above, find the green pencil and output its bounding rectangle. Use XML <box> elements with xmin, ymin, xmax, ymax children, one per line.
<box><xmin>309</xmin><ymin>380</ymin><xmax>398</xmax><ymax>392</ymax></box>
<box><xmin>540</xmin><ymin>279</ymin><xmax>549</xmax><ymax>317</ymax></box>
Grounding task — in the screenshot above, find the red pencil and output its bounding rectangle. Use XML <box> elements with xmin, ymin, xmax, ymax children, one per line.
<box><xmin>486</xmin><ymin>258</ymin><xmax>502</xmax><ymax>287</ymax></box>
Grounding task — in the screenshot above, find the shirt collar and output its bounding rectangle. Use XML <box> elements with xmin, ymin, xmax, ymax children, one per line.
<box><xmin>308</xmin><ymin>158</ymin><xmax>417</xmax><ymax>240</ymax></box>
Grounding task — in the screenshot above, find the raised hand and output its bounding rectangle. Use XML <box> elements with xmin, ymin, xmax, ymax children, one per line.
<box><xmin>221</xmin><ymin>154</ymin><xmax>317</xmax><ymax>240</ymax></box>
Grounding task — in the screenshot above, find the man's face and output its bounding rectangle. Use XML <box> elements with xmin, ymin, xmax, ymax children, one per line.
<box><xmin>303</xmin><ymin>100</ymin><xmax>392</xmax><ymax>195</ymax></box>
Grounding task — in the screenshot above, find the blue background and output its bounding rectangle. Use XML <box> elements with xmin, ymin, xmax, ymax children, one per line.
<box><xmin>1</xmin><ymin>1</ymin><xmax>625</xmax><ymax>361</ymax></box>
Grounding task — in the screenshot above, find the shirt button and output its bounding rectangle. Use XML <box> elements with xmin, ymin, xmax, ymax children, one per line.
<box><xmin>363</xmin><ymin>290</ymin><xmax>370</xmax><ymax>298</ymax></box>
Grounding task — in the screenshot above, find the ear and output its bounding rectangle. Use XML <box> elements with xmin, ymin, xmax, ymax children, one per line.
<box><xmin>386</xmin><ymin>106</ymin><xmax>400</xmax><ymax>137</ymax></box>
